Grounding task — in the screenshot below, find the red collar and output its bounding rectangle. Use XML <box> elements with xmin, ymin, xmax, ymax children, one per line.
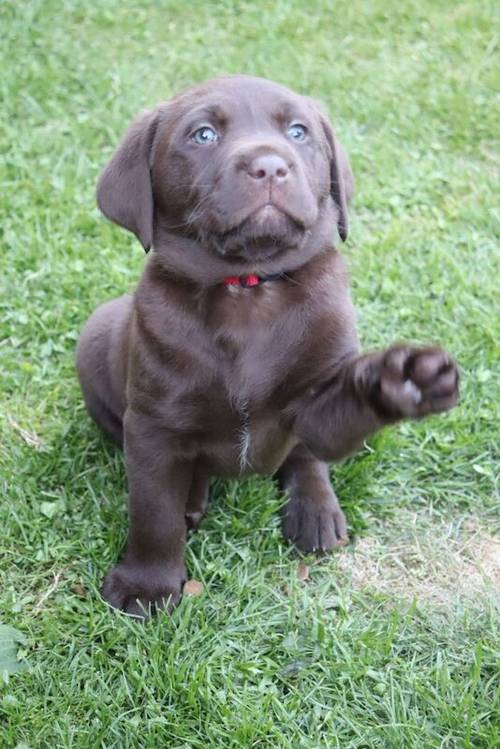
<box><xmin>222</xmin><ymin>272</ymin><xmax>285</xmax><ymax>288</ymax></box>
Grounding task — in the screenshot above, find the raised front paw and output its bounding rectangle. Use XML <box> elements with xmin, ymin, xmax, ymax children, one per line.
<box><xmin>101</xmin><ymin>559</ymin><xmax>186</xmax><ymax>618</ymax></box>
<box><xmin>282</xmin><ymin>494</ymin><xmax>348</xmax><ymax>553</ymax></box>
<box><xmin>373</xmin><ymin>345</ymin><xmax>459</xmax><ymax>418</ymax></box>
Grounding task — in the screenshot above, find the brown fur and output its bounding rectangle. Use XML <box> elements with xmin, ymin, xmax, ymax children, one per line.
<box><xmin>76</xmin><ymin>75</ymin><xmax>459</xmax><ymax>617</ymax></box>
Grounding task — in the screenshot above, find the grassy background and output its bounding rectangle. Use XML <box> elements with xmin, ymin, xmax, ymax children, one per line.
<box><xmin>1</xmin><ymin>0</ymin><xmax>498</xmax><ymax>747</ymax></box>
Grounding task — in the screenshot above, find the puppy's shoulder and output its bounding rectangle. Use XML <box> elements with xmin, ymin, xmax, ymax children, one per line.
<box><xmin>296</xmin><ymin>248</ymin><xmax>350</xmax><ymax>300</ymax></box>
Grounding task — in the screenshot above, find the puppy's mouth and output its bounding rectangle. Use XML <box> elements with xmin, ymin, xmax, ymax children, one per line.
<box><xmin>247</xmin><ymin>200</ymin><xmax>298</xmax><ymax>232</ymax></box>
<box><xmin>212</xmin><ymin>201</ymin><xmax>306</xmax><ymax>259</ymax></box>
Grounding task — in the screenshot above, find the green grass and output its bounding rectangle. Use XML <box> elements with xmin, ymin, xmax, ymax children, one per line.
<box><xmin>1</xmin><ymin>0</ymin><xmax>499</xmax><ymax>746</ymax></box>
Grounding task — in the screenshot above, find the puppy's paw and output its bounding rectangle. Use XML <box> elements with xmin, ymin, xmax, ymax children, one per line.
<box><xmin>185</xmin><ymin>511</ymin><xmax>204</xmax><ymax>531</ymax></box>
<box><xmin>282</xmin><ymin>494</ymin><xmax>348</xmax><ymax>553</ymax></box>
<box><xmin>101</xmin><ymin>560</ymin><xmax>186</xmax><ymax>618</ymax></box>
<box><xmin>373</xmin><ymin>345</ymin><xmax>459</xmax><ymax>419</ymax></box>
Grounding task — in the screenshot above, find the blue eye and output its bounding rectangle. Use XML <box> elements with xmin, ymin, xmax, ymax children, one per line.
<box><xmin>192</xmin><ymin>126</ymin><xmax>218</xmax><ymax>145</ymax></box>
<box><xmin>287</xmin><ymin>123</ymin><xmax>308</xmax><ymax>141</ymax></box>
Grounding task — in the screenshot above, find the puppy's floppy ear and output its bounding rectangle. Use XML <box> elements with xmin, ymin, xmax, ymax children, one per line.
<box><xmin>97</xmin><ymin>109</ymin><xmax>160</xmax><ymax>251</ymax></box>
<box><xmin>315</xmin><ymin>106</ymin><xmax>354</xmax><ymax>243</ymax></box>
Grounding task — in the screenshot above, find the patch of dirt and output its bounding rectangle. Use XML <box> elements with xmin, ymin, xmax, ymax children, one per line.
<box><xmin>336</xmin><ymin>514</ymin><xmax>500</xmax><ymax>607</ymax></box>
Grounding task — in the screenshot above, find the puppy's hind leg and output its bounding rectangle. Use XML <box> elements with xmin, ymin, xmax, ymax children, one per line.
<box><xmin>76</xmin><ymin>295</ymin><xmax>131</xmax><ymax>448</ymax></box>
<box><xmin>82</xmin><ymin>392</ymin><xmax>124</xmax><ymax>448</ymax></box>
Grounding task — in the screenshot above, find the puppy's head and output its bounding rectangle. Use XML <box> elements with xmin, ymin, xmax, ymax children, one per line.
<box><xmin>97</xmin><ymin>75</ymin><xmax>353</xmax><ymax>270</ymax></box>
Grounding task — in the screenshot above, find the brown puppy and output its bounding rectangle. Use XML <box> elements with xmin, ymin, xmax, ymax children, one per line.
<box><xmin>76</xmin><ymin>75</ymin><xmax>459</xmax><ymax>617</ymax></box>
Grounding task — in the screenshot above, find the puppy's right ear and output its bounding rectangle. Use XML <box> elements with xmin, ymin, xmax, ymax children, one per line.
<box><xmin>97</xmin><ymin>109</ymin><xmax>160</xmax><ymax>252</ymax></box>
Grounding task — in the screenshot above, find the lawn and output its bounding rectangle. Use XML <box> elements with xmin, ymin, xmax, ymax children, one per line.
<box><xmin>1</xmin><ymin>0</ymin><xmax>499</xmax><ymax>747</ymax></box>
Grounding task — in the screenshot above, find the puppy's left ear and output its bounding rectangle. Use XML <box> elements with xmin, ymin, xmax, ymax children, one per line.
<box><xmin>314</xmin><ymin>106</ymin><xmax>354</xmax><ymax>242</ymax></box>
<box><xmin>97</xmin><ymin>108</ymin><xmax>160</xmax><ymax>252</ymax></box>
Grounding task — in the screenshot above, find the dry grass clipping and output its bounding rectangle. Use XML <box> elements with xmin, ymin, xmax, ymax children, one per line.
<box><xmin>336</xmin><ymin>514</ymin><xmax>500</xmax><ymax>608</ymax></box>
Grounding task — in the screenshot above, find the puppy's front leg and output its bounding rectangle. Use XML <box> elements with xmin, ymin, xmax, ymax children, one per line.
<box><xmin>101</xmin><ymin>409</ymin><xmax>191</xmax><ymax>617</ymax></box>
<box><xmin>283</xmin><ymin>346</ymin><xmax>458</xmax><ymax>555</ymax></box>
<box><xmin>295</xmin><ymin>344</ymin><xmax>459</xmax><ymax>462</ymax></box>
<box><xmin>278</xmin><ymin>444</ymin><xmax>348</xmax><ymax>552</ymax></box>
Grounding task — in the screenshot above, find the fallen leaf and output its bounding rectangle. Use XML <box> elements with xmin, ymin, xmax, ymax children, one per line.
<box><xmin>183</xmin><ymin>580</ymin><xmax>204</xmax><ymax>597</ymax></box>
<box><xmin>71</xmin><ymin>582</ymin><xmax>87</xmax><ymax>598</ymax></box>
<box><xmin>296</xmin><ymin>563</ymin><xmax>310</xmax><ymax>581</ymax></box>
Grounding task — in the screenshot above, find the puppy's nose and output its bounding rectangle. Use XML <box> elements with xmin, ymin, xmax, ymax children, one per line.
<box><xmin>247</xmin><ymin>154</ymin><xmax>289</xmax><ymax>181</ymax></box>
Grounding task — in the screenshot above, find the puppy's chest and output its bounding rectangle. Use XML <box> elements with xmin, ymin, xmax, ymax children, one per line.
<box><xmin>213</xmin><ymin>309</ymin><xmax>289</xmax><ymax>403</ymax></box>
<box><xmin>199</xmin><ymin>392</ymin><xmax>295</xmax><ymax>477</ymax></box>
<box><xmin>193</xmin><ymin>307</ymin><xmax>296</xmax><ymax>474</ymax></box>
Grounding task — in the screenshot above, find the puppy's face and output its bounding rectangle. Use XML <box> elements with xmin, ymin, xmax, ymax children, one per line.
<box><xmin>153</xmin><ymin>77</ymin><xmax>330</xmax><ymax>260</ymax></box>
<box><xmin>97</xmin><ymin>75</ymin><xmax>352</xmax><ymax>269</ymax></box>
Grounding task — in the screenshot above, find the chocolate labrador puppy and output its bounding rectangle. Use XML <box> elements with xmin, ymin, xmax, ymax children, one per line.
<box><xmin>77</xmin><ymin>75</ymin><xmax>459</xmax><ymax>616</ymax></box>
